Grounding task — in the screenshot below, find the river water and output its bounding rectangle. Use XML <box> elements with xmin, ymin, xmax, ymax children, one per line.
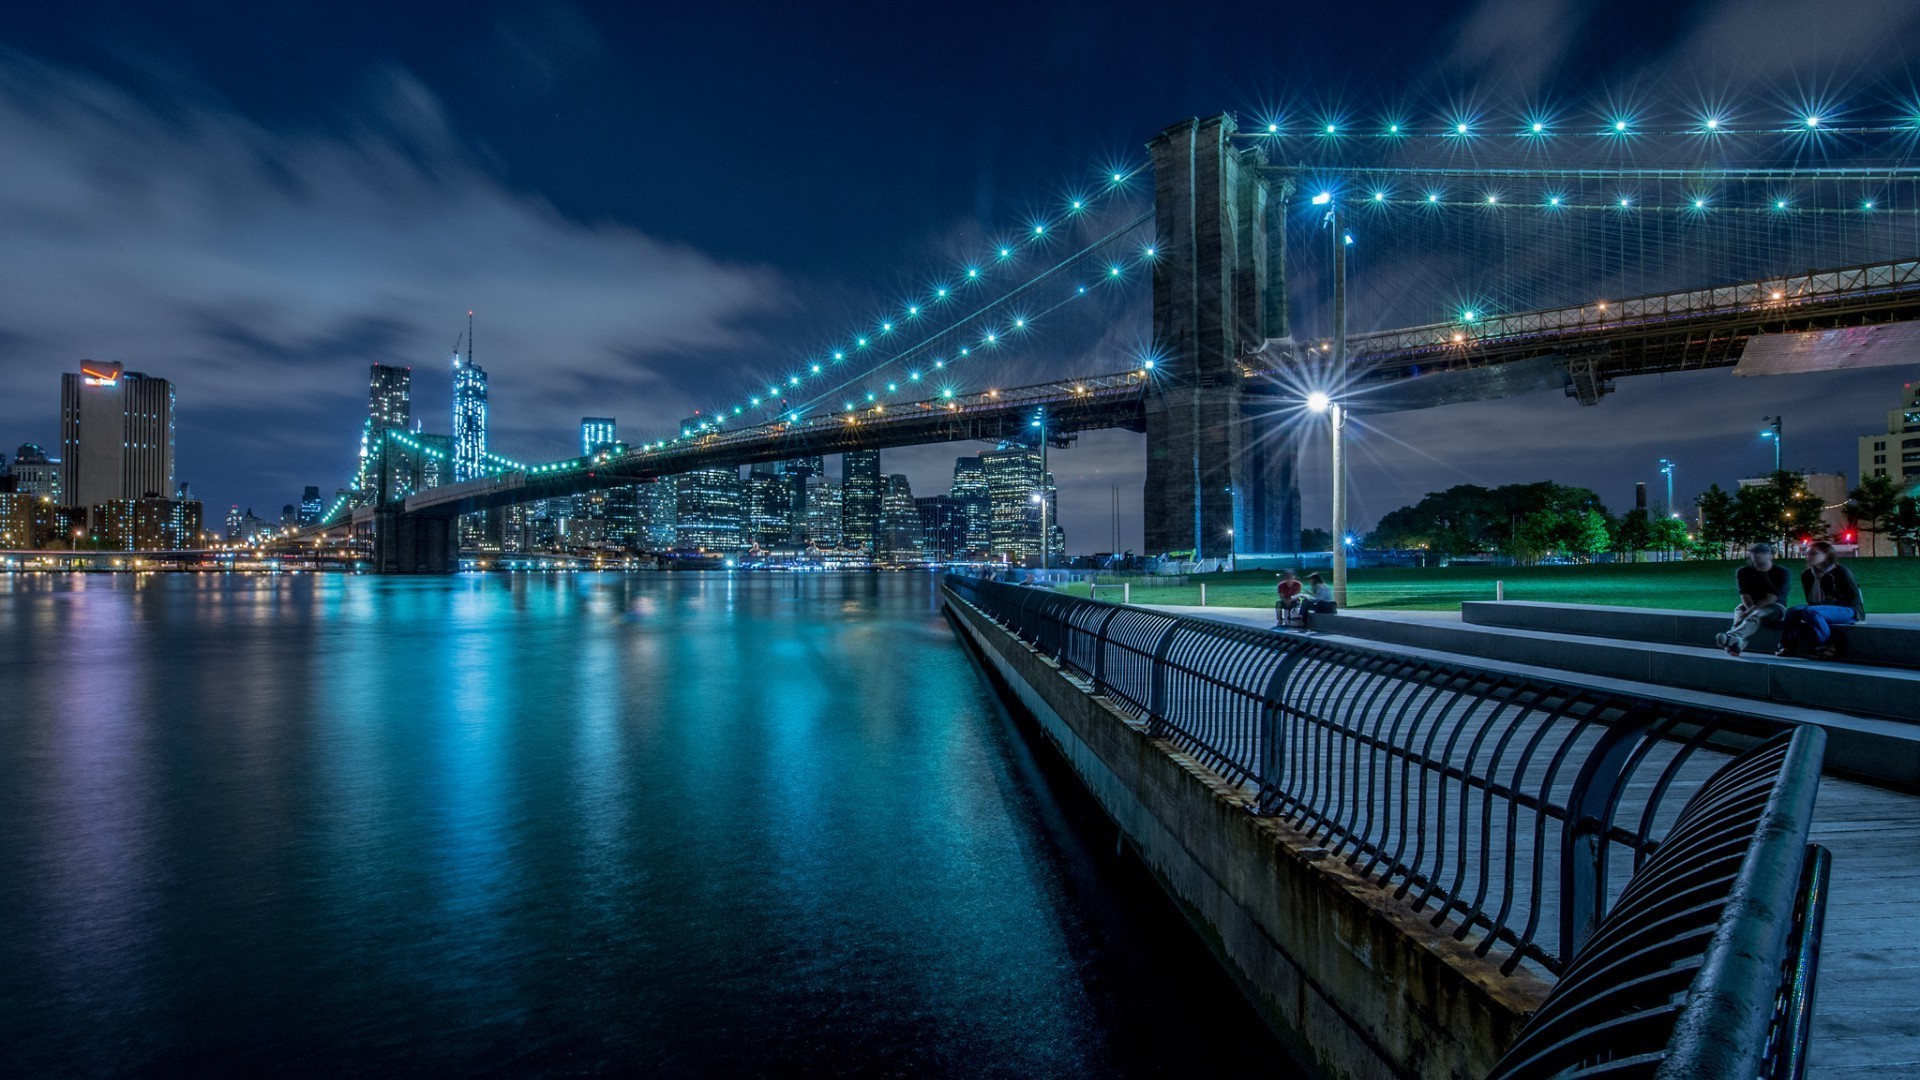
<box><xmin>0</xmin><ymin>572</ymin><xmax>1285</xmax><ymax>1076</ymax></box>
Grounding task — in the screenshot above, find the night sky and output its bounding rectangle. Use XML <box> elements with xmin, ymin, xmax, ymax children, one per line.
<box><xmin>4</xmin><ymin>1</ymin><xmax>1919</xmax><ymax>547</ymax></box>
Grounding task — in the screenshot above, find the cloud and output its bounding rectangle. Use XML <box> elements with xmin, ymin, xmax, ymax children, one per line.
<box><xmin>1443</xmin><ymin>0</ymin><xmax>1597</xmax><ymax>92</ymax></box>
<box><xmin>1653</xmin><ymin>0</ymin><xmax>1920</xmax><ymax>85</ymax></box>
<box><xmin>0</xmin><ymin>49</ymin><xmax>785</xmax><ymax>503</ymax></box>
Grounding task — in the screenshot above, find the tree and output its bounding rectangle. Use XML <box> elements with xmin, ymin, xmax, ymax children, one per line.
<box><xmin>1890</xmin><ymin>496</ymin><xmax>1920</xmax><ymax>556</ymax></box>
<box><xmin>1614</xmin><ymin>508</ymin><xmax>1655</xmax><ymax>556</ymax></box>
<box><xmin>1848</xmin><ymin>474</ymin><xmax>1902</xmax><ymax>556</ymax></box>
<box><xmin>1563</xmin><ymin>509</ymin><xmax>1614</xmax><ymax>558</ymax></box>
<box><xmin>1648</xmin><ymin>515</ymin><xmax>1690</xmax><ymax>554</ymax></box>
<box><xmin>1695</xmin><ymin>484</ymin><xmax>1742</xmax><ymax>555</ymax></box>
<box><xmin>1298</xmin><ymin>527</ymin><xmax>1334</xmax><ymax>552</ymax></box>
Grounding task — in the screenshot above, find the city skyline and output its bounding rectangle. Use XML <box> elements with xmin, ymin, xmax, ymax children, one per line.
<box><xmin>6</xmin><ymin>4</ymin><xmax>1920</xmax><ymax>547</ymax></box>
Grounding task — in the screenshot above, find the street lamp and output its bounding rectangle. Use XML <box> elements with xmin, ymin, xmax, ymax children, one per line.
<box><xmin>1760</xmin><ymin>415</ymin><xmax>1783</xmax><ymax>472</ymax></box>
<box><xmin>1658</xmin><ymin>458</ymin><xmax>1677</xmax><ymax>518</ymax></box>
<box><xmin>1308</xmin><ymin>187</ymin><xmax>1350</xmax><ymax>606</ymax></box>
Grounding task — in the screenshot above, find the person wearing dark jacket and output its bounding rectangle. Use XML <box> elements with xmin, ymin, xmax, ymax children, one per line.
<box><xmin>1777</xmin><ymin>541</ymin><xmax>1866</xmax><ymax>659</ymax></box>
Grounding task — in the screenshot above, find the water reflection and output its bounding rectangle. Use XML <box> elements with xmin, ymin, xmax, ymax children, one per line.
<box><xmin>0</xmin><ymin>572</ymin><xmax>1284</xmax><ymax>1075</ymax></box>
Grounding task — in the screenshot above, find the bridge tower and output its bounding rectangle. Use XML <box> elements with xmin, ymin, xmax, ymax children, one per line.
<box><xmin>1144</xmin><ymin>114</ymin><xmax>1298</xmax><ymax>560</ymax></box>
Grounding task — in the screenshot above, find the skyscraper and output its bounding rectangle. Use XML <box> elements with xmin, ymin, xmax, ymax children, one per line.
<box><xmin>298</xmin><ymin>486</ymin><xmax>323</xmax><ymax>525</ymax></box>
<box><xmin>369</xmin><ymin>364</ymin><xmax>411</xmax><ymax>433</ymax></box>
<box><xmin>452</xmin><ymin>350</ymin><xmax>488</xmax><ymax>482</ymax></box>
<box><xmin>980</xmin><ymin>442</ymin><xmax>1062</xmax><ymax>565</ymax></box>
<box><xmin>881</xmin><ymin>474</ymin><xmax>922</xmax><ymax>558</ymax></box>
<box><xmin>60</xmin><ymin>361</ymin><xmax>175</xmax><ymax>521</ymax></box>
<box><xmin>950</xmin><ymin>456</ymin><xmax>990</xmax><ymax>557</ymax></box>
<box><xmin>782</xmin><ymin>456</ymin><xmax>824</xmax><ymax>543</ymax></box>
<box><xmin>805</xmin><ymin>478</ymin><xmax>842</xmax><ymax>547</ymax></box>
<box><xmin>840</xmin><ymin>450</ymin><xmax>882</xmax><ymax>553</ymax></box>
<box><xmin>634</xmin><ymin>479</ymin><xmax>677</xmax><ymax>549</ymax></box>
<box><xmin>581</xmin><ymin>417</ymin><xmax>617</xmax><ymax>456</ymax></box>
<box><xmin>746</xmin><ymin>465</ymin><xmax>793</xmax><ymax>547</ymax></box>
<box><xmin>675</xmin><ymin>467</ymin><xmax>744</xmax><ymax>551</ymax></box>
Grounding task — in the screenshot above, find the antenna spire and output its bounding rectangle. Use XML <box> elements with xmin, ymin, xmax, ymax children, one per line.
<box><xmin>467</xmin><ymin>309</ymin><xmax>474</xmax><ymax>368</ymax></box>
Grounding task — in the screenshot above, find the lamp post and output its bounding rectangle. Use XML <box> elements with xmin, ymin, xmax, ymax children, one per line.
<box><xmin>1030</xmin><ymin>410</ymin><xmax>1050</xmax><ymax>571</ymax></box>
<box><xmin>1310</xmin><ymin>190</ymin><xmax>1350</xmax><ymax>606</ymax></box>
<box><xmin>1760</xmin><ymin>415</ymin><xmax>1783</xmax><ymax>472</ymax></box>
<box><xmin>1658</xmin><ymin>458</ymin><xmax>1677</xmax><ymax>518</ymax></box>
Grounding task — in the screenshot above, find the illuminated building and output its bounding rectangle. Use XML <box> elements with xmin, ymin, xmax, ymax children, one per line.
<box><xmin>298</xmin><ymin>486</ymin><xmax>323</xmax><ymax>525</ymax></box>
<box><xmin>1859</xmin><ymin>383</ymin><xmax>1920</xmax><ymax>485</ymax></box>
<box><xmin>451</xmin><ymin>352</ymin><xmax>488</xmax><ymax>482</ymax></box>
<box><xmin>746</xmin><ymin>465</ymin><xmax>793</xmax><ymax>546</ymax></box>
<box><xmin>675</xmin><ymin>467</ymin><xmax>744</xmax><ymax>551</ymax></box>
<box><xmin>782</xmin><ymin>457</ymin><xmax>824</xmax><ymax>543</ymax></box>
<box><xmin>634</xmin><ymin>479</ymin><xmax>677</xmax><ymax>549</ymax></box>
<box><xmin>916</xmin><ymin>495</ymin><xmax>968</xmax><ymax>561</ymax></box>
<box><xmin>59</xmin><ymin>360</ymin><xmax>175</xmax><ymax>524</ymax></box>
<box><xmin>805</xmin><ymin>479</ymin><xmax>842</xmax><ymax>547</ymax></box>
<box><xmin>980</xmin><ymin>442</ymin><xmax>1062</xmax><ymax>565</ymax></box>
<box><xmin>369</xmin><ymin>364</ymin><xmax>411</xmax><ymax>432</ymax></box>
<box><xmin>949</xmin><ymin>456</ymin><xmax>990</xmax><ymax>556</ymax></box>
<box><xmin>581</xmin><ymin>417</ymin><xmax>617</xmax><ymax>456</ymax></box>
<box><xmin>11</xmin><ymin>444</ymin><xmax>60</xmax><ymax>503</ymax></box>
<box><xmin>95</xmin><ymin>494</ymin><xmax>203</xmax><ymax>551</ymax></box>
<box><xmin>882</xmin><ymin>474</ymin><xmax>922</xmax><ymax>558</ymax></box>
<box><xmin>840</xmin><ymin>451</ymin><xmax>882</xmax><ymax>553</ymax></box>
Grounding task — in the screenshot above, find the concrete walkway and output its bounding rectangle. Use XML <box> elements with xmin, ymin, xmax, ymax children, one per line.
<box><xmin>1150</xmin><ymin>601</ymin><xmax>1920</xmax><ymax>1076</ymax></box>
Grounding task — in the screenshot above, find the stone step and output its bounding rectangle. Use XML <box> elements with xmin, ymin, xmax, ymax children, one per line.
<box><xmin>1279</xmin><ymin>619</ymin><xmax>1920</xmax><ymax>792</ymax></box>
<box><xmin>1461</xmin><ymin>601</ymin><xmax>1920</xmax><ymax>670</ymax></box>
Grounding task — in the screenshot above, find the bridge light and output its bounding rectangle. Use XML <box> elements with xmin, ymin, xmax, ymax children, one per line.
<box><xmin>1775</xmin><ymin>199</ymin><xmax>1788</xmax><ymax>210</ymax></box>
<box><xmin>1311</xmin><ymin>191</ymin><xmax>1332</xmax><ymax>205</ymax></box>
<box><xmin>1108</xmin><ymin>265</ymin><xmax>1121</xmax><ymax>277</ymax></box>
<box><xmin>1694</xmin><ymin>198</ymin><xmax>1706</xmax><ymax>208</ymax></box>
<box><xmin>812</xmin><ymin>363</ymin><xmax>822</xmax><ymax>373</ymax></box>
<box><xmin>1619</xmin><ymin>197</ymin><xmax>1631</xmax><ymax>207</ymax></box>
<box><xmin>910</xmin><ymin>371</ymin><xmax>921</xmax><ymax>380</ymax></box>
<box><xmin>908</xmin><ymin>305</ymin><xmax>919</xmax><ymax>315</ymax></box>
<box><xmin>881</xmin><ymin>322</ymin><xmax>892</xmax><ymax>332</ymax></box>
<box><xmin>1077</xmin><ymin>285</ymin><xmax>1087</xmax><ymax>293</ymax></box>
<box><xmin>1032</xmin><ymin>224</ymin><xmax>1045</xmax><ymax>235</ymax></box>
<box><xmin>1112</xmin><ymin>171</ymin><xmax>1125</xmax><ymax>181</ymax></box>
<box><xmin>1267</xmin><ymin>123</ymin><xmax>1278</xmax><ymax>133</ymax></box>
<box><xmin>998</xmin><ymin>247</ymin><xmax>1011</xmax><ymax>258</ymax></box>
<box><xmin>942</xmin><ymin>388</ymin><xmax>953</xmax><ymax>398</ymax></box>
<box><xmin>1371</xmin><ymin>191</ymin><xmax>1384</xmax><ymax>202</ymax></box>
<box><xmin>887</xmin><ymin>382</ymin><xmax>897</xmax><ymax>391</ymax></box>
<box><xmin>1324</xmin><ymin>123</ymin><xmax>1337</xmax><ymax>134</ymax></box>
<box><xmin>959</xmin><ymin>347</ymin><xmax>970</xmax><ymax>356</ymax></box>
<box><xmin>1462</xmin><ymin>309</ymin><xmax>1478</xmax><ymax>322</ymax></box>
<box><xmin>1864</xmin><ymin>200</ymin><xmax>1875</xmax><ymax>210</ymax></box>
<box><xmin>966</xmin><ymin>268</ymin><xmax>979</xmax><ymax>279</ymax></box>
<box><xmin>834</xmin><ymin>351</ymin><xmax>845</xmax><ymax>360</ymax></box>
<box><xmin>1143</xmin><ymin>245</ymin><xmax>1156</xmax><ymax>257</ymax></box>
<box><xmin>1427</xmin><ymin>192</ymin><xmax>1440</xmax><ymax>203</ymax></box>
<box><xmin>1387</xmin><ymin>123</ymin><xmax>1400</xmax><ymax>134</ymax></box>
<box><xmin>934</xmin><ymin>360</ymin><xmax>944</xmax><ymax>368</ymax></box>
<box><xmin>1142</xmin><ymin>359</ymin><xmax>1155</xmax><ymax>370</ymax></box>
<box><xmin>1071</xmin><ymin>200</ymin><xmax>1083</xmax><ymax>210</ymax></box>
<box><xmin>1549</xmin><ymin>196</ymin><xmax>1562</xmax><ymax>206</ymax></box>
<box><xmin>1306</xmin><ymin>392</ymin><xmax>1331</xmax><ymax>413</ymax></box>
<box><xmin>1704</xmin><ymin>116</ymin><xmax>1721</xmax><ymax>130</ymax></box>
<box><xmin>1455</xmin><ymin>122</ymin><xmax>1469</xmax><ymax>135</ymax></box>
<box><xmin>1611</xmin><ymin>118</ymin><xmax>1628</xmax><ymax>133</ymax></box>
<box><xmin>1804</xmin><ymin>115</ymin><xmax>1820</xmax><ymax>128</ymax></box>
<box><xmin>1531</xmin><ymin>121</ymin><xmax>1544</xmax><ymax>134</ymax></box>
<box><xmin>985</xmin><ymin>333</ymin><xmax>998</xmax><ymax>343</ymax></box>
<box><xmin>1013</xmin><ymin>318</ymin><xmax>1025</xmax><ymax>328</ymax></box>
<box><xmin>866</xmin><ymin>392</ymin><xmax>876</xmax><ymax>401</ymax></box>
<box><xmin>937</xmin><ymin>287</ymin><xmax>949</xmax><ymax>297</ymax></box>
<box><xmin>1486</xmin><ymin>193</ymin><xmax>1497</xmax><ymax>204</ymax></box>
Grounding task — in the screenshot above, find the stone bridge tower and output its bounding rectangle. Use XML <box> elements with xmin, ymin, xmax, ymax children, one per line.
<box><xmin>1144</xmin><ymin>114</ymin><xmax>1299</xmax><ymax>559</ymax></box>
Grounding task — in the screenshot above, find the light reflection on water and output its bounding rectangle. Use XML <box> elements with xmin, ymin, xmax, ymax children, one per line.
<box><xmin>0</xmin><ymin>572</ymin><xmax>1284</xmax><ymax>1075</ymax></box>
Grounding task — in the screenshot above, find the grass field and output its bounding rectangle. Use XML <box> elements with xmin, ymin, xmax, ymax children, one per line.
<box><xmin>1056</xmin><ymin>558</ymin><xmax>1920</xmax><ymax>614</ymax></box>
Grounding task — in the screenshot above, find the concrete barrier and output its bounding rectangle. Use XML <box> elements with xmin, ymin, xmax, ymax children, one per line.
<box><xmin>944</xmin><ymin>588</ymin><xmax>1547</xmax><ymax>1079</ymax></box>
<box><xmin>1462</xmin><ymin>601</ymin><xmax>1920</xmax><ymax>670</ymax></box>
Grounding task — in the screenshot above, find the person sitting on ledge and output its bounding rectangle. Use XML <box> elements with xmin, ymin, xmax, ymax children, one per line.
<box><xmin>1716</xmin><ymin>542</ymin><xmax>1788</xmax><ymax>657</ymax></box>
<box><xmin>1302</xmin><ymin>573</ymin><xmax>1338</xmax><ymax>619</ymax></box>
<box><xmin>1777</xmin><ymin>540</ymin><xmax>1867</xmax><ymax>661</ymax></box>
<box><xmin>1274</xmin><ymin>570</ymin><xmax>1303</xmax><ymax>628</ymax></box>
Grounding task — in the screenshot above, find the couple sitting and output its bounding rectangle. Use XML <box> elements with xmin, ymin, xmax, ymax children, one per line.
<box><xmin>1717</xmin><ymin>541</ymin><xmax>1866</xmax><ymax>660</ymax></box>
<box><xmin>1274</xmin><ymin>570</ymin><xmax>1335</xmax><ymax>628</ymax></box>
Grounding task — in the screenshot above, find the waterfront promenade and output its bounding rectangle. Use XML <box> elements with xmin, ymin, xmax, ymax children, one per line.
<box><xmin>1155</xmin><ymin>602</ymin><xmax>1920</xmax><ymax>1075</ymax></box>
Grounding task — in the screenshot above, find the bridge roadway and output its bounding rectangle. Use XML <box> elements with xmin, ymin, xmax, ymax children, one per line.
<box><xmin>286</xmin><ymin>253</ymin><xmax>1920</xmax><ymax>534</ymax></box>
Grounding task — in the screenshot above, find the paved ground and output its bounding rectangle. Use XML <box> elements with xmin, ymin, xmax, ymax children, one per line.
<box><xmin>1150</xmin><ymin>601</ymin><xmax>1920</xmax><ymax>1076</ymax></box>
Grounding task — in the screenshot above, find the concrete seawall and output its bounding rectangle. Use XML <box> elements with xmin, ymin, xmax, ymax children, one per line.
<box><xmin>943</xmin><ymin>588</ymin><xmax>1548</xmax><ymax>1079</ymax></box>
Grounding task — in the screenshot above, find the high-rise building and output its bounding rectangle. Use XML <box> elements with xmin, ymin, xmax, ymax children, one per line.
<box><xmin>805</xmin><ymin>478</ymin><xmax>842</xmax><ymax>547</ymax></box>
<box><xmin>950</xmin><ymin>456</ymin><xmax>990</xmax><ymax>557</ymax></box>
<box><xmin>916</xmin><ymin>495</ymin><xmax>968</xmax><ymax>561</ymax></box>
<box><xmin>782</xmin><ymin>456</ymin><xmax>824</xmax><ymax>543</ymax></box>
<box><xmin>840</xmin><ymin>450</ymin><xmax>882</xmax><ymax>553</ymax></box>
<box><xmin>95</xmin><ymin>494</ymin><xmax>203</xmax><ymax>551</ymax></box>
<box><xmin>59</xmin><ymin>361</ymin><xmax>175</xmax><ymax>521</ymax></box>
<box><xmin>298</xmin><ymin>486</ymin><xmax>323</xmax><ymax>525</ymax></box>
<box><xmin>881</xmin><ymin>474</ymin><xmax>922</xmax><ymax>558</ymax></box>
<box><xmin>581</xmin><ymin>417</ymin><xmax>618</xmax><ymax>456</ymax></box>
<box><xmin>11</xmin><ymin>443</ymin><xmax>60</xmax><ymax>503</ymax></box>
<box><xmin>675</xmin><ymin>467</ymin><xmax>744</xmax><ymax>551</ymax></box>
<box><xmin>634</xmin><ymin>479</ymin><xmax>677</xmax><ymax>549</ymax></box>
<box><xmin>981</xmin><ymin>442</ymin><xmax>1062</xmax><ymax>565</ymax></box>
<box><xmin>452</xmin><ymin>352</ymin><xmax>488</xmax><ymax>482</ymax></box>
<box><xmin>746</xmin><ymin>465</ymin><xmax>793</xmax><ymax>547</ymax></box>
<box><xmin>369</xmin><ymin>364</ymin><xmax>412</xmax><ymax>433</ymax></box>
<box><xmin>1859</xmin><ymin>383</ymin><xmax>1920</xmax><ymax>485</ymax></box>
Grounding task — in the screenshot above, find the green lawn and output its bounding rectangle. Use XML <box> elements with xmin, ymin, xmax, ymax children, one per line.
<box><xmin>1057</xmin><ymin>558</ymin><xmax>1920</xmax><ymax>614</ymax></box>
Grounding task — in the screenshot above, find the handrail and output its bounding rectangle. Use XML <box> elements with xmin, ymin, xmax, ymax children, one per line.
<box><xmin>1489</xmin><ymin>727</ymin><xmax>1829</xmax><ymax>1079</ymax></box>
<box><xmin>943</xmin><ymin>575</ymin><xmax>1826</xmax><ymax>1078</ymax></box>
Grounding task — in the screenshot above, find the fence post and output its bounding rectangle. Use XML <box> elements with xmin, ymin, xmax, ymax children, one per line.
<box><xmin>1091</xmin><ymin>606</ymin><xmax>1122</xmax><ymax>695</ymax></box>
<box><xmin>1256</xmin><ymin>645</ymin><xmax>1305</xmax><ymax>815</ymax></box>
<box><xmin>1146</xmin><ymin>620</ymin><xmax>1181</xmax><ymax>738</ymax></box>
<box><xmin>1496</xmin><ymin>580</ymin><xmax>1505</xmax><ymax>601</ymax></box>
<box><xmin>1124</xmin><ymin>583</ymin><xmax>1131</xmax><ymax>605</ymax></box>
<box><xmin>1559</xmin><ymin>705</ymin><xmax>1653</xmax><ymax>959</ymax></box>
<box><xmin>1200</xmin><ymin>583</ymin><xmax>1207</xmax><ymax>606</ymax></box>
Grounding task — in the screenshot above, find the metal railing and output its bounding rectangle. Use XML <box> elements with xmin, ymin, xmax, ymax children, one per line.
<box><xmin>944</xmin><ymin>576</ymin><xmax>1821</xmax><ymax>977</ymax></box>
<box><xmin>1489</xmin><ymin>728</ymin><xmax>1830</xmax><ymax>1079</ymax></box>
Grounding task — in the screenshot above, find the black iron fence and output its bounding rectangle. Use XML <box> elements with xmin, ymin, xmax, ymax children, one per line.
<box><xmin>945</xmin><ymin>575</ymin><xmax>1829</xmax><ymax>1074</ymax></box>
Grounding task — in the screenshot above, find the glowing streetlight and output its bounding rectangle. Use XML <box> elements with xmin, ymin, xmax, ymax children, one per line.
<box><xmin>1760</xmin><ymin>415</ymin><xmax>1783</xmax><ymax>472</ymax></box>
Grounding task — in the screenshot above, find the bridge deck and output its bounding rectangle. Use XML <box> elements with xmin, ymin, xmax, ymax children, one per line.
<box><xmin>1145</xmin><ymin>605</ymin><xmax>1919</xmax><ymax>1076</ymax></box>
